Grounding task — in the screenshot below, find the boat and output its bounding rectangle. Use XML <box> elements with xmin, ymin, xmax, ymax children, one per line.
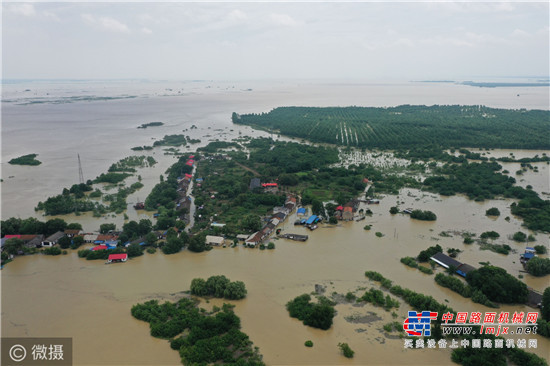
<box><xmin>402</xmin><ymin>208</ymin><xmax>413</xmax><ymax>214</ymax></box>
<box><xmin>308</xmin><ymin>225</ymin><xmax>318</xmax><ymax>231</ymax></box>
<box><xmin>356</xmin><ymin>216</ymin><xmax>366</xmax><ymax>221</ymax></box>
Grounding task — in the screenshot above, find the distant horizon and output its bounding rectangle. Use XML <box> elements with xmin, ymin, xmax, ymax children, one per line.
<box><xmin>2</xmin><ymin>76</ymin><xmax>550</xmax><ymax>83</ymax></box>
<box><xmin>3</xmin><ymin>2</ymin><xmax>548</xmax><ymax>80</ymax></box>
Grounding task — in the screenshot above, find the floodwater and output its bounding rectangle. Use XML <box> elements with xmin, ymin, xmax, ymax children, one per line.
<box><xmin>2</xmin><ymin>80</ymin><xmax>550</xmax><ymax>365</ymax></box>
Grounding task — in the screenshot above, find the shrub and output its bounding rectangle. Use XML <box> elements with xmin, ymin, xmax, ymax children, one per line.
<box><xmin>267</xmin><ymin>242</ymin><xmax>275</xmax><ymax>250</ymax></box>
<box><xmin>286</xmin><ymin>294</ymin><xmax>335</xmax><ymax>330</ymax></box>
<box><xmin>305</xmin><ymin>340</ymin><xmax>313</xmax><ymax>347</ymax></box>
<box><xmin>375</xmin><ymin>232</ymin><xmax>384</xmax><ymax>237</ymax></box>
<box><xmin>410</xmin><ymin>210</ymin><xmax>437</xmax><ymax>221</ymax></box>
<box><xmin>338</xmin><ymin>343</ymin><xmax>354</xmax><ymax>358</ymax></box>
<box><xmin>463</xmin><ymin>237</ymin><xmax>474</xmax><ymax>244</ymax></box>
<box><xmin>363</xmin><ymin>225</ymin><xmax>371</xmax><ymax>230</ymax></box>
<box><xmin>417</xmin><ymin>245</ymin><xmax>442</xmax><ymax>262</ymax></box>
<box><xmin>534</xmin><ymin>245</ymin><xmax>547</xmax><ymax>254</ymax></box>
<box><xmin>389</xmin><ymin>206</ymin><xmax>399</xmax><ymax>214</ymax></box>
<box><xmin>485</xmin><ymin>207</ymin><xmax>500</xmax><ymax>216</ymax></box>
<box><xmin>512</xmin><ymin>231</ymin><xmax>527</xmax><ymax>242</ymax></box>
<box><xmin>43</xmin><ymin>246</ymin><xmax>62</xmax><ymax>255</ymax></box>
<box><xmin>480</xmin><ymin>231</ymin><xmax>500</xmax><ymax>240</ymax></box>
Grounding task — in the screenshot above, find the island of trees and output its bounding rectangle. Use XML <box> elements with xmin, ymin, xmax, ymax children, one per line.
<box><xmin>8</xmin><ymin>153</ymin><xmax>42</xmax><ymax>166</ymax></box>
<box><xmin>137</xmin><ymin>121</ymin><xmax>164</xmax><ymax>128</ymax></box>
<box><xmin>131</xmin><ymin>298</ymin><xmax>264</xmax><ymax>365</ymax></box>
<box><xmin>286</xmin><ymin>294</ymin><xmax>335</xmax><ymax>330</ymax></box>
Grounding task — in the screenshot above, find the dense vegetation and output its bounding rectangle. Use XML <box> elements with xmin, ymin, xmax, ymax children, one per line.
<box><xmin>131</xmin><ymin>298</ymin><xmax>264</xmax><ymax>365</ymax></box>
<box><xmin>434</xmin><ymin>273</ymin><xmax>497</xmax><ymax>308</ymax></box>
<box><xmin>423</xmin><ymin>161</ymin><xmax>550</xmax><ymax>231</ymax></box>
<box><xmin>525</xmin><ymin>257</ymin><xmax>550</xmax><ymax>277</ymax></box>
<box><xmin>485</xmin><ymin>207</ymin><xmax>500</xmax><ymax>216</ymax></box>
<box><xmin>8</xmin><ymin>153</ymin><xmax>42</xmax><ymax>166</ymax></box>
<box><xmin>108</xmin><ymin>155</ymin><xmax>156</xmax><ymax>173</ymax></box>
<box><xmin>465</xmin><ymin>266</ymin><xmax>528</xmax><ymax>303</ymax></box>
<box><xmin>417</xmin><ymin>244</ymin><xmax>442</xmax><ymax>262</ymax></box>
<box><xmin>410</xmin><ymin>209</ymin><xmax>437</xmax><ymax>221</ymax></box>
<box><xmin>337</xmin><ymin>343</ymin><xmax>354</xmax><ymax>358</ymax></box>
<box><xmin>1</xmin><ymin>217</ymin><xmax>80</xmax><ymax>237</ymax></box>
<box><xmin>233</xmin><ymin>106</ymin><xmax>550</xmax><ymax>149</ymax></box>
<box><xmin>359</xmin><ymin>288</ymin><xmax>400</xmax><ymax>310</ymax></box>
<box><xmin>190</xmin><ymin>275</ymin><xmax>247</xmax><ymax>300</ymax></box>
<box><xmin>286</xmin><ymin>294</ymin><xmax>335</xmax><ymax>330</ymax></box>
<box><xmin>400</xmin><ymin>256</ymin><xmax>434</xmax><ymax>274</ymax></box>
<box><xmin>365</xmin><ymin>271</ymin><xmax>546</xmax><ymax>365</ymax></box>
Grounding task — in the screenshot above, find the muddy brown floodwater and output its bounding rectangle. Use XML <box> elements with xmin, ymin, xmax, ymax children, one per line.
<box><xmin>2</xmin><ymin>81</ymin><xmax>549</xmax><ymax>365</ymax></box>
<box><xmin>2</xmin><ymin>190</ymin><xmax>549</xmax><ymax>365</ymax></box>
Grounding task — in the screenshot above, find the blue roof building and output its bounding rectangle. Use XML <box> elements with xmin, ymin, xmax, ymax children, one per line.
<box><xmin>306</xmin><ymin>215</ymin><xmax>318</xmax><ymax>225</ymax></box>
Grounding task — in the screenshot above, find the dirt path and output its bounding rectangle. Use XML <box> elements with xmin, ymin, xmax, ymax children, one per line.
<box><xmin>235</xmin><ymin>161</ymin><xmax>261</xmax><ymax>176</ymax></box>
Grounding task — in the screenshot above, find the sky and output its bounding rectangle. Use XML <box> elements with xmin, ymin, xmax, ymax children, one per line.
<box><xmin>2</xmin><ymin>1</ymin><xmax>549</xmax><ymax>80</ymax></box>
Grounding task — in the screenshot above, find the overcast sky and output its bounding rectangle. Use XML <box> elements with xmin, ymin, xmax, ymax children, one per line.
<box><xmin>2</xmin><ymin>1</ymin><xmax>549</xmax><ymax>80</ymax></box>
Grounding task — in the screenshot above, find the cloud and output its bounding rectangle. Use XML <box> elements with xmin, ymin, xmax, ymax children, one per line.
<box><xmin>226</xmin><ymin>9</ymin><xmax>247</xmax><ymax>22</ymax></box>
<box><xmin>82</xmin><ymin>14</ymin><xmax>130</xmax><ymax>34</ymax></box>
<box><xmin>42</xmin><ymin>10</ymin><xmax>60</xmax><ymax>22</ymax></box>
<box><xmin>141</xmin><ymin>27</ymin><xmax>152</xmax><ymax>35</ymax></box>
<box><xmin>512</xmin><ymin>29</ymin><xmax>529</xmax><ymax>37</ymax></box>
<box><xmin>269</xmin><ymin>13</ymin><xmax>301</xmax><ymax>27</ymax></box>
<box><xmin>9</xmin><ymin>4</ymin><xmax>36</xmax><ymax>17</ymax></box>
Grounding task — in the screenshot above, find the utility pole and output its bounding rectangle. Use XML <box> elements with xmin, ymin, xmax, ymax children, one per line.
<box><xmin>78</xmin><ymin>154</ymin><xmax>84</xmax><ymax>184</ymax></box>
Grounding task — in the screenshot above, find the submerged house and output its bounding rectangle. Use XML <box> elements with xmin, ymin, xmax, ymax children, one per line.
<box><xmin>107</xmin><ymin>253</ymin><xmax>128</xmax><ymax>263</ymax></box>
<box><xmin>41</xmin><ymin>231</ymin><xmax>66</xmax><ymax>247</ymax></box>
<box><xmin>206</xmin><ymin>235</ymin><xmax>225</xmax><ymax>246</ymax></box>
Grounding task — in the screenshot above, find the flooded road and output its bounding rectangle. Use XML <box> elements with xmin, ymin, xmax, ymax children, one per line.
<box><xmin>2</xmin><ymin>80</ymin><xmax>550</xmax><ymax>365</ymax></box>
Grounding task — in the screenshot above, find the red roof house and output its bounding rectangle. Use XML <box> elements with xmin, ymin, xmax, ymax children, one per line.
<box><xmin>107</xmin><ymin>253</ymin><xmax>128</xmax><ymax>263</ymax></box>
<box><xmin>92</xmin><ymin>245</ymin><xmax>109</xmax><ymax>251</ymax></box>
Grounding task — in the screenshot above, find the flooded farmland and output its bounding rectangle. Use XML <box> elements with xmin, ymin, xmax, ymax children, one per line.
<box><xmin>2</xmin><ymin>80</ymin><xmax>550</xmax><ymax>365</ymax></box>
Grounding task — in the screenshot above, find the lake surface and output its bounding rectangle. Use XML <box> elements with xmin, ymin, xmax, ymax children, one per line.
<box><xmin>1</xmin><ymin>80</ymin><xmax>549</xmax><ymax>365</ymax></box>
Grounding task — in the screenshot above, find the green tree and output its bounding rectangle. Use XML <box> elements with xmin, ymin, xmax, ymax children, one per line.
<box><xmin>466</xmin><ymin>266</ymin><xmax>528</xmax><ymax>303</ymax></box>
<box><xmin>127</xmin><ymin>243</ymin><xmax>144</xmax><ymax>257</ymax></box>
<box><xmin>4</xmin><ymin>238</ymin><xmax>24</xmax><ymax>255</ymax></box>
<box><xmin>188</xmin><ymin>235</ymin><xmax>206</xmax><ymax>253</ymax></box>
<box><xmin>20</xmin><ymin>217</ymin><xmax>45</xmax><ymax>234</ymax></box>
<box><xmin>58</xmin><ymin>236</ymin><xmax>72</xmax><ymax>249</ymax></box>
<box><xmin>242</xmin><ymin>214</ymin><xmax>261</xmax><ymax>232</ymax></box>
<box><xmin>162</xmin><ymin>237</ymin><xmax>184</xmax><ymax>254</ymax></box>
<box><xmin>138</xmin><ymin>219</ymin><xmax>153</xmax><ymax>236</ymax></box>
<box><xmin>100</xmin><ymin>223</ymin><xmax>116</xmax><ymax>234</ymax></box>
<box><xmin>512</xmin><ymin>231</ymin><xmax>527</xmax><ymax>242</ymax></box>
<box><xmin>526</xmin><ymin>257</ymin><xmax>550</xmax><ymax>277</ymax></box>
<box><xmin>338</xmin><ymin>343</ymin><xmax>354</xmax><ymax>358</ymax></box>
<box><xmin>66</xmin><ymin>222</ymin><xmax>83</xmax><ymax>231</ymax></box>
<box><xmin>45</xmin><ymin>218</ymin><xmax>67</xmax><ymax>236</ymax></box>
<box><xmin>71</xmin><ymin>235</ymin><xmax>84</xmax><ymax>249</ymax></box>
<box><xmin>145</xmin><ymin>232</ymin><xmax>158</xmax><ymax>246</ymax></box>
<box><xmin>311</xmin><ymin>199</ymin><xmax>324</xmax><ymax>216</ymax></box>
<box><xmin>206</xmin><ymin>275</ymin><xmax>231</xmax><ymax>298</ymax></box>
<box><xmin>223</xmin><ymin>281</ymin><xmax>247</xmax><ymax>300</ymax></box>
<box><xmin>485</xmin><ymin>207</ymin><xmax>501</xmax><ymax>216</ymax></box>
<box><xmin>329</xmin><ymin>216</ymin><xmax>338</xmax><ymax>224</ymax></box>
<box><xmin>190</xmin><ymin>278</ymin><xmax>209</xmax><ymax>296</ymax></box>
<box><xmin>389</xmin><ymin>206</ymin><xmax>399</xmax><ymax>214</ymax></box>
